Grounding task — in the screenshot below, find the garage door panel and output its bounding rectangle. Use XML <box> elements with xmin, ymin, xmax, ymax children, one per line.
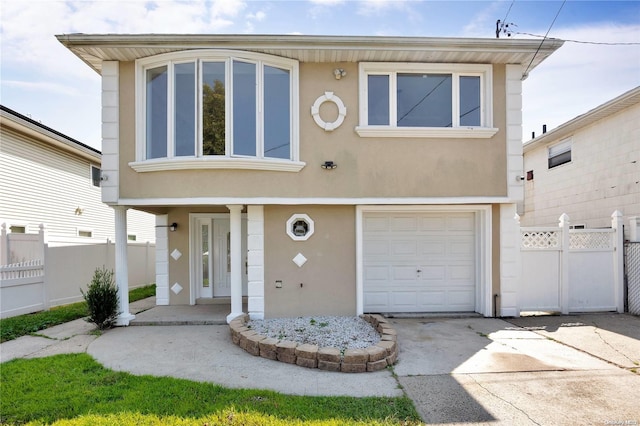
<box><xmin>364</xmin><ymin>216</ymin><xmax>389</xmax><ymax>232</ymax></box>
<box><xmin>392</xmin><ymin>291</ymin><xmax>420</xmax><ymax>308</ymax></box>
<box><xmin>448</xmin><ymin>215</ymin><xmax>475</xmax><ymax>231</ymax></box>
<box><xmin>391</xmin><ymin>240</ymin><xmax>417</xmax><ymax>256</ymax></box>
<box><xmin>390</xmin><ymin>216</ymin><xmax>418</xmax><ymax>231</ymax></box>
<box><xmin>419</xmin><ymin>240</ymin><xmax>446</xmax><ymax>256</ymax></box>
<box><xmin>364</xmin><ymin>266</ymin><xmax>389</xmax><ymax>281</ymax></box>
<box><xmin>420</xmin><ymin>216</ymin><xmax>447</xmax><ymax>231</ymax></box>
<box><xmin>449</xmin><ymin>264</ymin><xmax>475</xmax><ymax>281</ymax></box>
<box><xmin>364</xmin><ymin>292</ymin><xmax>390</xmax><ymax>310</ymax></box>
<box><xmin>364</xmin><ymin>211</ymin><xmax>477</xmax><ymax>313</ymax></box>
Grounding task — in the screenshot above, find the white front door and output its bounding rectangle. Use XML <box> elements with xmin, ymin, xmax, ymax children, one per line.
<box><xmin>192</xmin><ymin>214</ymin><xmax>247</xmax><ymax>301</ymax></box>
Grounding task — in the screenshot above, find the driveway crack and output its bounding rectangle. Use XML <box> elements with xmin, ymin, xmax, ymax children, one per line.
<box><xmin>592</xmin><ymin>324</ymin><xmax>636</xmax><ymax>366</ymax></box>
<box><xmin>467</xmin><ymin>373</ymin><xmax>541</xmax><ymax>426</ymax></box>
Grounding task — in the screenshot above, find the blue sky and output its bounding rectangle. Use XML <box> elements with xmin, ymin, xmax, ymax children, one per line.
<box><xmin>1</xmin><ymin>0</ymin><xmax>639</xmax><ymax>149</ymax></box>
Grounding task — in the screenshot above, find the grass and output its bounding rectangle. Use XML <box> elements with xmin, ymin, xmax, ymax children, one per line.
<box><xmin>0</xmin><ymin>284</ymin><xmax>156</xmax><ymax>343</ymax></box>
<box><xmin>0</xmin><ymin>353</ymin><xmax>421</xmax><ymax>425</ymax></box>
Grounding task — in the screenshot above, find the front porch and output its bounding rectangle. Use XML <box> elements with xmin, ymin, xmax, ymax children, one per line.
<box><xmin>130</xmin><ymin>297</ymin><xmax>248</xmax><ymax>326</ymax></box>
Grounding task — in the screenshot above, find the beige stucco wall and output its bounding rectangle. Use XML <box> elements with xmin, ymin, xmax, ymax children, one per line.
<box><xmin>521</xmin><ymin>102</ymin><xmax>639</xmax><ymax>237</ymax></box>
<box><xmin>263</xmin><ymin>205</ymin><xmax>356</xmax><ymax>318</ymax></box>
<box><xmin>117</xmin><ymin>59</ymin><xmax>508</xmax><ymax>201</ymax></box>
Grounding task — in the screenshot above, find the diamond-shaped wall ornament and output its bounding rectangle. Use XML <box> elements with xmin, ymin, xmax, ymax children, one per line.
<box><xmin>171</xmin><ymin>283</ymin><xmax>183</xmax><ymax>294</ymax></box>
<box><xmin>293</xmin><ymin>253</ymin><xmax>307</xmax><ymax>268</ymax></box>
<box><xmin>171</xmin><ymin>249</ymin><xmax>182</xmax><ymax>260</ymax></box>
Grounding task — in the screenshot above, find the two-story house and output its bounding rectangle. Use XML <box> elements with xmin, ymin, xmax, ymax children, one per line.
<box><xmin>57</xmin><ymin>34</ymin><xmax>563</xmax><ymax>324</ymax></box>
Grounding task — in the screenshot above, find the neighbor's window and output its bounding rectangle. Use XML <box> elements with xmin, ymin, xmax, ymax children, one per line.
<box><xmin>128</xmin><ymin>234</ymin><xmax>137</xmax><ymax>241</ymax></box>
<box><xmin>9</xmin><ymin>225</ymin><xmax>26</xmax><ymax>234</ymax></box>
<box><xmin>357</xmin><ymin>63</ymin><xmax>494</xmax><ymax>138</ymax></box>
<box><xmin>548</xmin><ymin>139</ymin><xmax>572</xmax><ymax>169</ymax></box>
<box><xmin>137</xmin><ymin>51</ymin><xmax>299</xmax><ymax>168</ymax></box>
<box><xmin>78</xmin><ymin>230</ymin><xmax>93</xmax><ymax>238</ymax></box>
<box><xmin>91</xmin><ymin>165</ymin><xmax>101</xmax><ymax>187</ymax></box>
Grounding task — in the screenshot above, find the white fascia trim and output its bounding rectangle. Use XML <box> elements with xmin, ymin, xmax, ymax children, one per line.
<box><xmin>118</xmin><ymin>196</ymin><xmax>512</xmax><ymax>206</ymax></box>
<box><xmin>355</xmin><ymin>126</ymin><xmax>498</xmax><ymax>139</ymax></box>
<box><xmin>129</xmin><ymin>158</ymin><xmax>306</xmax><ymax>172</ymax></box>
<box><xmin>355</xmin><ymin>204</ymin><xmax>492</xmax><ymax>317</ymax></box>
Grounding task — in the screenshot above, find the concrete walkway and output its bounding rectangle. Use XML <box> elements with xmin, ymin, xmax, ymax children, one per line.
<box><xmin>2</xmin><ymin>302</ymin><xmax>639</xmax><ymax>425</ymax></box>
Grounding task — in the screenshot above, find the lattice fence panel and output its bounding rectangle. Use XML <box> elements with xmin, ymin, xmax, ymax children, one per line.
<box><xmin>521</xmin><ymin>230</ymin><xmax>560</xmax><ymax>249</ymax></box>
<box><xmin>569</xmin><ymin>231</ymin><xmax>613</xmax><ymax>250</ymax></box>
<box><xmin>625</xmin><ymin>242</ymin><xmax>640</xmax><ymax>315</ymax></box>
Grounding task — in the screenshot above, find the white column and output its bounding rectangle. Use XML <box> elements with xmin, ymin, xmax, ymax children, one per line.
<box><xmin>612</xmin><ymin>211</ymin><xmax>625</xmax><ymax>313</ymax></box>
<box><xmin>154</xmin><ymin>214</ymin><xmax>170</xmax><ymax>305</ymax></box>
<box><xmin>499</xmin><ymin>204</ymin><xmax>521</xmax><ymax>317</ymax></box>
<box><xmin>247</xmin><ymin>205</ymin><xmax>265</xmax><ymax>320</ymax></box>
<box><xmin>227</xmin><ymin>205</ymin><xmax>244</xmax><ymax>323</ymax></box>
<box><xmin>559</xmin><ymin>213</ymin><xmax>570</xmax><ymax>315</ymax></box>
<box><xmin>114</xmin><ymin>206</ymin><xmax>134</xmax><ymax>325</ymax></box>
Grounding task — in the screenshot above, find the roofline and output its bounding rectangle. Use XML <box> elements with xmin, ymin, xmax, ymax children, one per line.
<box><xmin>56</xmin><ymin>33</ymin><xmax>564</xmax><ymax>75</ymax></box>
<box><xmin>0</xmin><ymin>105</ymin><xmax>101</xmax><ymax>161</ymax></box>
<box><xmin>523</xmin><ymin>86</ymin><xmax>640</xmax><ymax>152</ymax></box>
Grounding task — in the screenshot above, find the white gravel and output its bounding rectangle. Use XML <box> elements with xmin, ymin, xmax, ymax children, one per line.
<box><xmin>247</xmin><ymin>316</ymin><xmax>380</xmax><ymax>351</ymax></box>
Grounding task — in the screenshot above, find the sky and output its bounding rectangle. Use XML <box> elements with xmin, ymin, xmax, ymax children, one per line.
<box><xmin>1</xmin><ymin>0</ymin><xmax>639</xmax><ymax>150</ymax></box>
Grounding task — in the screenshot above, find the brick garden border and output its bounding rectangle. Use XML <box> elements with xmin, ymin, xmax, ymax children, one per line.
<box><xmin>229</xmin><ymin>313</ymin><xmax>398</xmax><ymax>373</ymax></box>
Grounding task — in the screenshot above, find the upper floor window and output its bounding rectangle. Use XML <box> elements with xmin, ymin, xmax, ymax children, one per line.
<box><xmin>356</xmin><ymin>63</ymin><xmax>496</xmax><ymax>139</ymax></box>
<box><xmin>133</xmin><ymin>51</ymin><xmax>303</xmax><ymax>172</ymax></box>
<box><xmin>91</xmin><ymin>165</ymin><xmax>101</xmax><ymax>187</ymax></box>
<box><xmin>548</xmin><ymin>138</ymin><xmax>572</xmax><ymax>169</ymax></box>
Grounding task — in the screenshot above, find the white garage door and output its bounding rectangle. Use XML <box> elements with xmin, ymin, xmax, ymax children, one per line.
<box><xmin>363</xmin><ymin>211</ymin><xmax>476</xmax><ymax>313</ymax></box>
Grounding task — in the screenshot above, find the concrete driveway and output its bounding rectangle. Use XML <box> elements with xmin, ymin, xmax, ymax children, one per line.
<box><xmin>391</xmin><ymin>314</ymin><xmax>640</xmax><ymax>425</ymax></box>
<box><xmin>2</xmin><ymin>307</ymin><xmax>639</xmax><ymax>425</ymax></box>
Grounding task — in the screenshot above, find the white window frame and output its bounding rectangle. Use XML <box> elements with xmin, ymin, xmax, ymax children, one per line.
<box><xmin>90</xmin><ymin>165</ymin><xmax>101</xmax><ymax>187</ymax></box>
<box><xmin>356</xmin><ymin>62</ymin><xmax>497</xmax><ymax>139</ymax></box>
<box><xmin>132</xmin><ymin>50</ymin><xmax>303</xmax><ymax>172</ymax></box>
<box><xmin>77</xmin><ymin>229</ymin><xmax>93</xmax><ymax>238</ymax></box>
<box><xmin>548</xmin><ymin>138</ymin><xmax>572</xmax><ymax>169</ymax></box>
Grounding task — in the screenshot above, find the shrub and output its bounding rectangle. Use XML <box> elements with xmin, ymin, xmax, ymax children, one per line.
<box><xmin>81</xmin><ymin>267</ymin><xmax>119</xmax><ymax>330</ymax></box>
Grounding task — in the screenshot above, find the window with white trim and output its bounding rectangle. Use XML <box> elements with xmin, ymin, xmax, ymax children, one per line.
<box><xmin>357</xmin><ymin>63</ymin><xmax>496</xmax><ymax>138</ymax></box>
<box><xmin>134</xmin><ymin>50</ymin><xmax>302</xmax><ymax>172</ymax></box>
<box><xmin>548</xmin><ymin>138</ymin><xmax>572</xmax><ymax>169</ymax></box>
<box><xmin>91</xmin><ymin>165</ymin><xmax>101</xmax><ymax>187</ymax></box>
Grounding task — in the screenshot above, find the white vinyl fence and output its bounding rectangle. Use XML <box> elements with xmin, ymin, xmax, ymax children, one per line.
<box><xmin>1</xmin><ymin>224</ymin><xmax>155</xmax><ymax>319</ymax></box>
<box><xmin>519</xmin><ymin>211</ymin><xmax>624</xmax><ymax>314</ymax></box>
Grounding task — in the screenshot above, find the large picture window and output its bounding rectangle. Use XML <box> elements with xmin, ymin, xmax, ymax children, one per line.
<box><xmin>357</xmin><ymin>63</ymin><xmax>496</xmax><ymax>139</ymax></box>
<box><xmin>135</xmin><ymin>51</ymin><xmax>301</xmax><ymax>172</ymax></box>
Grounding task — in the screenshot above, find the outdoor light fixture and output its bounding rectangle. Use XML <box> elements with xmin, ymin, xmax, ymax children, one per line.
<box><xmin>321</xmin><ymin>161</ymin><xmax>337</xmax><ymax>170</ymax></box>
<box><xmin>333</xmin><ymin>68</ymin><xmax>346</xmax><ymax>80</ymax></box>
<box><xmin>156</xmin><ymin>222</ymin><xmax>178</xmax><ymax>232</ymax></box>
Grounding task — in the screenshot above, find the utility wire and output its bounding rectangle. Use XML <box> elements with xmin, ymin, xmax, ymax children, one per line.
<box><xmin>523</xmin><ymin>0</ymin><xmax>566</xmax><ymax>78</ymax></box>
<box><xmin>512</xmin><ymin>31</ymin><xmax>640</xmax><ymax>45</ymax></box>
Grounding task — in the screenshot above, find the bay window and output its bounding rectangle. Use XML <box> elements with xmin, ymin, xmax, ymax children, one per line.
<box><xmin>357</xmin><ymin>63</ymin><xmax>496</xmax><ymax>138</ymax></box>
<box><xmin>134</xmin><ymin>51</ymin><xmax>302</xmax><ymax>172</ymax></box>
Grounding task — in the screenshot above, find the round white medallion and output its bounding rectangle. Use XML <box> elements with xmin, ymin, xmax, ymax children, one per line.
<box><xmin>310</xmin><ymin>92</ymin><xmax>347</xmax><ymax>131</ymax></box>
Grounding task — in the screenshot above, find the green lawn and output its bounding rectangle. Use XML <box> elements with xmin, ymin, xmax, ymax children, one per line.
<box><xmin>0</xmin><ymin>354</ymin><xmax>421</xmax><ymax>426</ymax></box>
<box><xmin>0</xmin><ymin>285</ymin><xmax>156</xmax><ymax>343</ymax></box>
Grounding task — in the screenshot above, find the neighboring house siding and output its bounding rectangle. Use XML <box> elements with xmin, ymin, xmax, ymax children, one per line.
<box><xmin>0</xmin><ymin>118</ymin><xmax>155</xmax><ymax>242</ymax></box>
<box><xmin>521</xmin><ymin>101</ymin><xmax>640</xmax><ymax>235</ymax></box>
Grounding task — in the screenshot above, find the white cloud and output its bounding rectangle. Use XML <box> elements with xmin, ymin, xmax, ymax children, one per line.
<box><xmin>462</xmin><ymin>1</ymin><xmax>503</xmax><ymax>37</ymax></box>
<box><xmin>1</xmin><ymin>80</ymin><xmax>84</xmax><ymax>97</ymax></box>
<box><xmin>356</xmin><ymin>0</ymin><xmax>408</xmax><ymax>17</ymax></box>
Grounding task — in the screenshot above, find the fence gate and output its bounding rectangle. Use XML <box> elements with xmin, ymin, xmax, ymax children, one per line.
<box><xmin>625</xmin><ymin>242</ymin><xmax>640</xmax><ymax>315</ymax></box>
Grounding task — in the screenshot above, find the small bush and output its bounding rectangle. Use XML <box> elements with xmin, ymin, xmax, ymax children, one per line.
<box><xmin>81</xmin><ymin>267</ymin><xmax>119</xmax><ymax>330</ymax></box>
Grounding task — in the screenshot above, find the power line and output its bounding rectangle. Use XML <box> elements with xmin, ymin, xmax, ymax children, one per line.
<box><xmin>523</xmin><ymin>0</ymin><xmax>566</xmax><ymax>78</ymax></box>
<box><xmin>512</xmin><ymin>31</ymin><xmax>640</xmax><ymax>46</ymax></box>
<box><xmin>496</xmin><ymin>0</ymin><xmax>516</xmax><ymax>38</ymax></box>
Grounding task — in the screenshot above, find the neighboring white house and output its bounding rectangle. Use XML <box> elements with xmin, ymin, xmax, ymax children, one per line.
<box><xmin>520</xmin><ymin>86</ymin><xmax>640</xmax><ymax>240</ymax></box>
<box><xmin>0</xmin><ymin>105</ymin><xmax>156</xmax><ymax>244</ymax></box>
<box><xmin>1</xmin><ymin>105</ymin><xmax>157</xmax><ymax>318</ymax></box>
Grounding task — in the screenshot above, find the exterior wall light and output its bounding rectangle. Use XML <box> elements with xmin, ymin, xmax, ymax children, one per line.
<box><xmin>334</xmin><ymin>68</ymin><xmax>347</xmax><ymax>79</ymax></box>
<box><xmin>321</xmin><ymin>161</ymin><xmax>337</xmax><ymax>170</ymax></box>
<box><xmin>156</xmin><ymin>222</ymin><xmax>178</xmax><ymax>232</ymax></box>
